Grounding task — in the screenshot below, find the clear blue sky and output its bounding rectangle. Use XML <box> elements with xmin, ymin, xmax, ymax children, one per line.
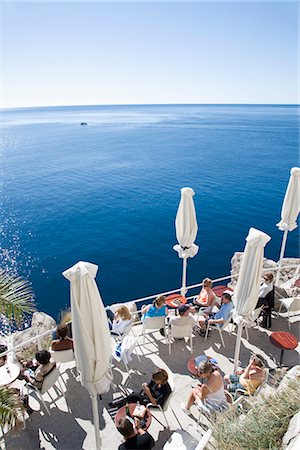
<box><xmin>1</xmin><ymin>1</ymin><xmax>299</xmax><ymax>107</ymax></box>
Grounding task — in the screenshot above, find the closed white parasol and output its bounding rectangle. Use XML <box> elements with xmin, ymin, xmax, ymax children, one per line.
<box><xmin>63</xmin><ymin>261</ymin><xmax>112</xmax><ymax>449</ymax></box>
<box><xmin>173</xmin><ymin>187</ymin><xmax>199</xmax><ymax>295</ymax></box>
<box><xmin>276</xmin><ymin>167</ymin><xmax>300</xmax><ymax>284</ymax></box>
<box><xmin>232</xmin><ymin>228</ymin><xmax>271</xmax><ymax>371</ymax></box>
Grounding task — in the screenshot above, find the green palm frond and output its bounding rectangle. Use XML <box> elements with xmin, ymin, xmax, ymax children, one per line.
<box><xmin>0</xmin><ymin>387</ymin><xmax>24</xmax><ymax>429</ymax></box>
<box><xmin>0</xmin><ymin>269</ymin><xmax>35</xmax><ymax>324</ymax></box>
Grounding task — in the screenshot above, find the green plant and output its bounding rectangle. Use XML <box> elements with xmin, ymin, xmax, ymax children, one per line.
<box><xmin>212</xmin><ymin>380</ymin><xmax>300</xmax><ymax>449</ymax></box>
<box><xmin>0</xmin><ymin>387</ymin><xmax>24</xmax><ymax>431</ymax></box>
<box><xmin>0</xmin><ymin>269</ymin><xmax>35</xmax><ymax>324</ymax></box>
<box><xmin>0</xmin><ymin>269</ymin><xmax>35</xmax><ymax>432</ymax></box>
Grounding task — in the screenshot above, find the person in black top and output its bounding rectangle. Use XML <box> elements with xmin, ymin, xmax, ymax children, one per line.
<box><xmin>109</xmin><ymin>368</ymin><xmax>171</xmax><ymax>409</ymax></box>
<box><xmin>117</xmin><ymin>417</ymin><xmax>155</xmax><ymax>450</ymax></box>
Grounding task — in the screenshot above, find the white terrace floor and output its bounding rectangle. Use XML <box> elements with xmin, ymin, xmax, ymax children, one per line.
<box><xmin>3</xmin><ymin>313</ymin><xmax>300</xmax><ymax>450</ymax></box>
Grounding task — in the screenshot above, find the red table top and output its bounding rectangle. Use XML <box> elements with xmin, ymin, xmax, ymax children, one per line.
<box><xmin>212</xmin><ymin>285</ymin><xmax>233</xmax><ymax>297</ymax></box>
<box><xmin>269</xmin><ymin>331</ymin><xmax>298</xmax><ymax>351</ymax></box>
<box><xmin>295</xmin><ymin>279</ymin><xmax>300</xmax><ymax>288</ymax></box>
<box><xmin>114</xmin><ymin>403</ymin><xmax>152</xmax><ymax>431</ymax></box>
<box><xmin>165</xmin><ymin>294</ymin><xmax>187</xmax><ymax>308</ymax></box>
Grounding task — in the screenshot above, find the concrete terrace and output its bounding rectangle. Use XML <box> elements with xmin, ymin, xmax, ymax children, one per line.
<box><xmin>3</xmin><ymin>312</ymin><xmax>300</xmax><ymax>450</ymax></box>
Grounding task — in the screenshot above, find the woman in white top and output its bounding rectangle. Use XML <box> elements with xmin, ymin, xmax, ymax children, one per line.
<box><xmin>181</xmin><ymin>360</ymin><xmax>227</xmax><ymax>415</ymax></box>
<box><xmin>256</xmin><ymin>272</ymin><xmax>274</xmax><ymax>328</ymax></box>
<box><xmin>111</xmin><ymin>306</ymin><xmax>132</xmax><ymax>336</ymax></box>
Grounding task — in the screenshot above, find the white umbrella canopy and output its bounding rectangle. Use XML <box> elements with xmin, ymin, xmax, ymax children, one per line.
<box><xmin>173</xmin><ymin>187</ymin><xmax>199</xmax><ymax>295</ymax></box>
<box><xmin>276</xmin><ymin>167</ymin><xmax>300</xmax><ymax>283</ymax></box>
<box><xmin>233</xmin><ymin>228</ymin><xmax>271</xmax><ymax>370</ymax></box>
<box><xmin>63</xmin><ymin>261</ymin><xmax>112</xmax><ymax>449</ymax></box>
<box><xmin>277</xmin><ymin>167</ymin><xmax>300</xmax><ymax>233</ymax></box>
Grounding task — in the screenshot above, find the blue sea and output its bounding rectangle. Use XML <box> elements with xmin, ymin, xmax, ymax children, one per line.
<box><xmin>1</xmin><ymin>104</ymin><xmax>299</xmax><ymax>322</ymax></box>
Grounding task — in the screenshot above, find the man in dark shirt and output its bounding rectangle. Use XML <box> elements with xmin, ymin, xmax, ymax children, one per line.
<box><xmin>117</xmin><ymin>417</ymin><xmax>155</xmax><ymax>450</ymax></box>
<box><xmin>109</xmin><ymin>368</ymin><xmax>171</xmax><ymax>409</ymax></box>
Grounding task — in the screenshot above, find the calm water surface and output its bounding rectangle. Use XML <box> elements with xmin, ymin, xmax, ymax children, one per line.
<box><xmin>1</xmin><ymin>104</ymin><xmax>299</xmax><ymax>321</ymax></box>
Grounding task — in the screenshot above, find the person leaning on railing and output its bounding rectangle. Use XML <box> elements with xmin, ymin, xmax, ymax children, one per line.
<box><xmin>51</xmin><ymin>324</ymin><xmax>74</xmax><ymax>351</ymax></box>
<box><xmin>256</xmin><ymin>273</ymin><xmax>275</xmax><ymax>329</ymax></box>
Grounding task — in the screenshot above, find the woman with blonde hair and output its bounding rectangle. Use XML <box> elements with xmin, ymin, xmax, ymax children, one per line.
<box><xmin>194</xmin><ymin>278</ymin><xmax>216</xmax><ymax>313</ymax></box>
<box><xmin>111</xmin><ymin>305</ymin><xmax>132</xmax><ymax>336</ymax></box>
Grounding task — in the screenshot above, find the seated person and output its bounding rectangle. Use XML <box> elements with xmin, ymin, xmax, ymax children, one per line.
<box><xmin>22</xmin><ymin>350</ymin><xmax>56</xmax><ymax>390</ymax></box>
<box><xmin>224</xmin><ymin>354</ymin><xmax>266</xmax><ymax>396</ymax></box>
<box><xmin>193</xmin><ymin>278</ymin><xmax>215</xmax><ymax>313</ymax></box>
<box><xmin>110</xmin><ymin>306</ymin><xmax>132</xmax><ymax>336</ymax></box>
<box><xmin>197</xmin><ymin>292</ymin><xmax>233</xmax><ymax>336</ymax></box>
<box><xmin>109</xmin><ymin>368</ymin><xmax>171</xmax><ymax>409</ymax></box>
<box><xmin>0</xmin><ymin>344</ymin><xmax>8</xmax><ymax>367</ymax></box>
<box><xmin>181</xmin><ymin>360</ymin><xmax>227</xmax><ymax>415</ymax></box>
<box><xmin>141</xmin><ymin>295</ymin><xmax>168</xmax><ymax>320</ymax></box>
<box><xmin>169</xmin><ymin>304</ymin><xmax>196</xmax><ymax>329</ymax></box>
<box><xmin>256</xmin><ymin>272</ymin><xmax>274</xmax><ymax>328</ymax></box>
<box><xmin>117</xmin><ymin>416</ymin><xmax>155</xmax><ymax>450</ymax></box>
<box><xmin>51</xmin><ymin>324</ymin><xmax>74</xmax><ymax>351</ymax></box>
<box><xmin>141</xmin><ymin>296</ymin><xmax>168</xmax><ymax>336</ymax></box>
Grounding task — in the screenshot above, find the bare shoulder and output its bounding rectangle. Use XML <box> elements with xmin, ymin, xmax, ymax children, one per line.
<box><xmin>209</xmin><ymin>370</ymin><xmax>223</xmax><ymax>389</ymax></box>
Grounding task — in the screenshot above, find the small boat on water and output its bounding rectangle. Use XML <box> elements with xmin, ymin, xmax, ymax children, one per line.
<box><xmin>80</xmin><ymin>122</ymin><xmax>88</xmax><ymax>126</ymax></box>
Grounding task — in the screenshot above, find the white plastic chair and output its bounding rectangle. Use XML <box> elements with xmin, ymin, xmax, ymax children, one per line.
<box><xmin>26</xmin><ymin>365</ymin><xmax>64</xmax><ymax>416</ymax></box>
<box><xmin>146</xmin><ymin>372</ymin><xmax>174</xmax><ymax>428</ymax></box>
<box><xmin>243</xmin><ymin>306</ymin><xmax>264</xmax><ymax>340</ymax></box>
<box><xmin>50</xmin><ymin>349</ymin><xmax>74</xmax><ymax>364</ymax></box>
<box><xmin>112</xmin><ymin>335</ymin><xmax>140</xmax><ymax>377</ymax></box>
<box><xmin>142</xmin><ymin>316</ymin><xmax>167</xmax><ymax>344</ymax></box>
<box><xmin>204</xmin><ymin>311</ymin><xmax>234</xmax><ymax>347</ymax></box>
<box><xmin>163</xmin><ymin>428</ymin><xmax>212</xmax><ymax>450</ymax></box>
<box><xmin>278</xmin><ymin>297</ymin><xmax>300</xmax><ymax>328</ymax></box>
<box><xmin>168</xmin><ymin>321</ymin><xmax>194</xmax><ymax>355</ymax></box>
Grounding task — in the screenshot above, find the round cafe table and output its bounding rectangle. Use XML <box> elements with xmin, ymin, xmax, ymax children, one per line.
<box><xmin>0</xmin><ymin>363</ymin><xmax>20</xmax><ymax>387</ymax></box>
<box><xmin>165</xmin><ymin>294</ymin><xmax>187</xmax><ymax>309</ymax></box>
<box><xmin>269</xmin><ymin>331</ymin><xmax>298</xmax><ymax>365</ymax></box>
<box><xmin>114</xmin><ymin>403</ymin><xmax>152</xmax><ymax>431</ymax></box>
<box><xmin>212</xmin><ymin>285</ymin><xmax>233</xmax><ymax>298</ymax></box>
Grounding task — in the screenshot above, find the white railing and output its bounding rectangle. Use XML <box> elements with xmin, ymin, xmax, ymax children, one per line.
<box><xmin>0</xmin><ymin>264</ymin><xmax>298</xmax><ymax>360</ymax></box>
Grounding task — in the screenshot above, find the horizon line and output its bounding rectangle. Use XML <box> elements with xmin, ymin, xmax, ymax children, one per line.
<box><xmin>1</xmin><ymin>102</ymin><xmax>299</xmax><ymax>110</ymax></box>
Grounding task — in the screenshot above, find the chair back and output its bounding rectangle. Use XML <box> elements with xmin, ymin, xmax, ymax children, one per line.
<box><xmin>51</xmin><ymin>349</ymin><xmax>74</xmax><ymax>363</ymax></box>
<box><xmin>219</xmin><ymin>311</ymin><xmax>234</xmax><ymax>330</ymax></box>
<box><xmin>41</xmin><ymin>366</ymin><xmax>60</xmax><ymax>394</ymax></box>
<box><xmin>143</xmin><ymin>316</ymin><xmax>165</xmax><ymax>331</ymax></box>
<box><xmin>120</xmin><ymin>319</ymin><xmax>134</xmax><ymax>339</ymax></box>
<box><xmin>169</xmin><ymin>323</ymin><xmax>193</xmax><ymax>339</ymax></box>
<box><xmin>251</xmin><ymin>306</ymin><xmax>264</xmax><ymax>324</ymax></box>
